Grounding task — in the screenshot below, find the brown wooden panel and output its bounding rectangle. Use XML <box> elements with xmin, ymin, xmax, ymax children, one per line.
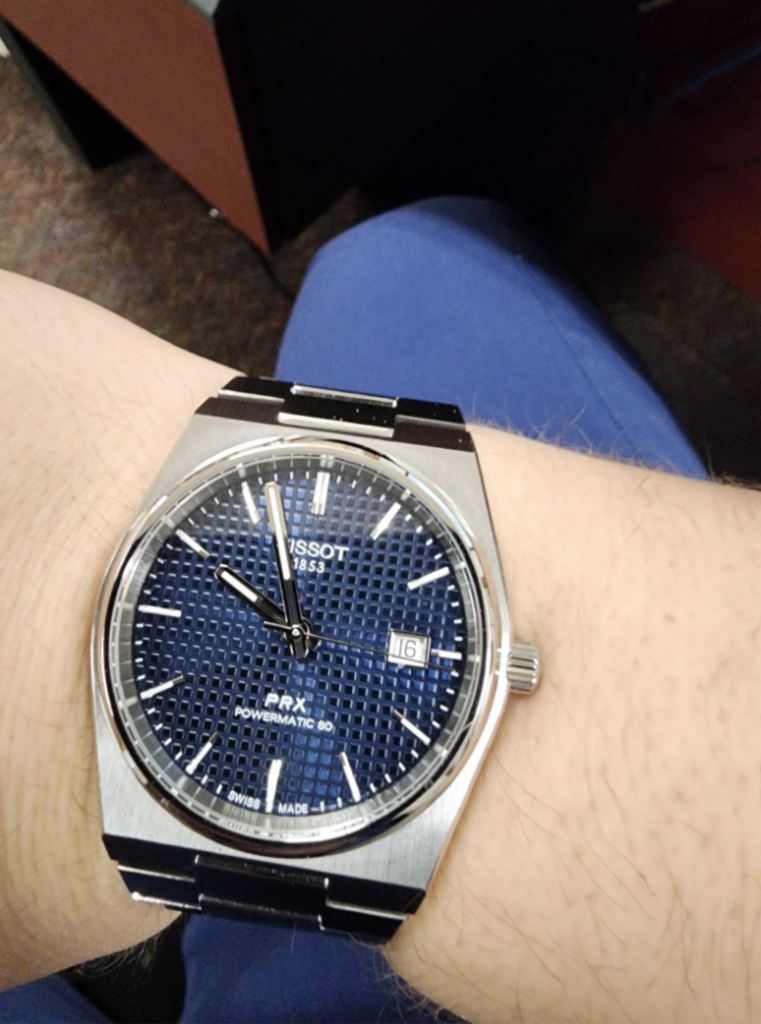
<box><xmin>0</xmin><ymin>0</ymin><xmax>269</xmax><ymax>251</ymax></box>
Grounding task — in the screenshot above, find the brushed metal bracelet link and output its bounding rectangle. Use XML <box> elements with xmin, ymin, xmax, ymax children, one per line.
<box><xmin>197</xmin><ymin>376</ymin><xmax>475</xmax><ymax>452</ymax></box>
<box><xmin>114</xmin><ymin>845</ymin><xmax>422</xmax><ymax>941</ymax></box>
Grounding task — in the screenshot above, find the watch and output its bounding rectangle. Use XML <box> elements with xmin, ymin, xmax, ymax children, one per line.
<box><xmin>91</xmin><ymin>377</ymin><xmax>540</xmax><ymax>941</ymax></box>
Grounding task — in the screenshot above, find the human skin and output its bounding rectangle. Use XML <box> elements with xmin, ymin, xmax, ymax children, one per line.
<box><xmin>0</xmin><ymin>269</ymin><xmax>759</xmax><ymax>1020</ymax></box>
<box><xmin>388</xmin><ymin>429</ymin><xmax>761</xmax><ymax>1023</ymax></box>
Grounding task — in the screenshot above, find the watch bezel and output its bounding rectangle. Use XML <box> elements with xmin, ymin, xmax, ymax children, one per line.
<box><xmin>94</xmin><ymin>434</ymin><xmax>504</xmax><ymax>858</ymax></box>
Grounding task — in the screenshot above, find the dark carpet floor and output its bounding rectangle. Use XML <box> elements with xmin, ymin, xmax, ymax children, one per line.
<box><xmin>0</xmin><ymin>51</ymin><xmax>367</xmax><ymax>376</ymax></box>
<box><xmin>555</xmin><ymin>190</ymin><xmax>761</xmax><ymax>483</ymax></box>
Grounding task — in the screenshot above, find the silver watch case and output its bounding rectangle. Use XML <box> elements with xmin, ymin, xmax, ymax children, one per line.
<box><xmin>91</xmin><ymin>408</ymin><xmax>512</xmax><ymax>896</ymax></box>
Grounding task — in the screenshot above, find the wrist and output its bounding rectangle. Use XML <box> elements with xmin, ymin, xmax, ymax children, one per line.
<box><xmin>387</xmin><ymin>427</ymin><xmax>761</xmax><ymax>1023</ymax></box>
<box><xmin>0</xmin><ymin>271</ymin><xmax>231</xmax><ymax>987</ymax></box>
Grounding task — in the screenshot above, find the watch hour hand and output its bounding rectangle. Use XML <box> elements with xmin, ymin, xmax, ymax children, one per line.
<box><xmin>264</xmin><ymin>482</ymin><xmax>309</xmax><ymax>659</ymax></box>
<box><xmin>214</xmin><ymin>564</ymin><xmax>285</xmax><ymax>625</ymax></box>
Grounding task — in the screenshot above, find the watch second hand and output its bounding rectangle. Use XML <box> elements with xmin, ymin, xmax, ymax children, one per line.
<box><xmin>263</xmin><ymin>620</ymin><xmax>386</xmax><ymax>659</ymax></box>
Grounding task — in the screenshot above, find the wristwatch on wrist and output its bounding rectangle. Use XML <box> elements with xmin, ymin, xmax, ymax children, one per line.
<box><xmin>91</xmin><ymin>378</ymin><xmax>540</xmax><ymax>941</ymax></box>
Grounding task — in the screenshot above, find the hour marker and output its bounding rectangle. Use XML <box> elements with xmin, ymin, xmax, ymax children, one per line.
<box><xmin>186</xmin><ymin>732</ymin><xmax>219</xmax><ymax>775</ymax></box>
<box><xmin>242</xmin><ymin>481</ymin><xmax>260</xmax><ymax>526</ymax></box>
<box><xmin>265</xmin><ymin>758</ymin><xmax>283</xmax><ymax>813</ymax></box>
<box><xmin>176</xmin><ymin>529</ymin><xmax>210</xmax><ymax>560</ymax></box>
<box><xmin>338</xmin><ymin>752</ymin><xmax>362</xmax><ymax>803</ymax></box>
<box><xmin>141</xmin><ymin>674</ymin><xmax>184</xmax><ymax>700</ymax></box>
<box><xmin>370</xmin><ymin>501</ymin><xmax>401</xmax><ymax>541</ymax></box>
<box><xmin>407</xmin><ymin>566</ymin><xmax>450</xmax><ymax>591</ymax></box>
<box><xmin>393</xmin><ymin>709</ymin><xmax>431</xmax><ymax>746</ymax></box>
<box><xmin>311</xmin><ymin>471</ymin><xmax>331</xmax><ymax>516</ymax></box>
<box><xmin>137</xmin><ymin>604</ymin><xmax>182</xmax><ymax>619</ymax></box>
<box><xmin>430</xmin><ymin>648</ymin><xmax>463</xmax><ymax>662</ymax></box>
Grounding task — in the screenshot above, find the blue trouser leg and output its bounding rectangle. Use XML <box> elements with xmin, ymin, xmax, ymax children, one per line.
<box><xmin>276</xmin><ymin>195</ymin><xmax>705</xmax><ymax>477</ymax></box>
<box><xmin>0</xmin><ymin>975</ymin><xmax>110</xmax><ymax>1023</ymax></box>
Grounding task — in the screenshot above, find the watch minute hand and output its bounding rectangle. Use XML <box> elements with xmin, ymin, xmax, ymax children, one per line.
<box><xmin>214</xmin><ymin>564</ymin><xmax>286</xmax><ymax>625</ymax></box>
<box><xmin>264</xmin><ymin>482</ymin><xmax>309</xmax><ymax>658</ymax></box>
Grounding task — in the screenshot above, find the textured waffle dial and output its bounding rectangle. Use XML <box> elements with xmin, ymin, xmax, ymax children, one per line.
<box><xmin>105</xmin><ymin>441</ymin><xmax>484</xmax><ymax>847</ymax></box>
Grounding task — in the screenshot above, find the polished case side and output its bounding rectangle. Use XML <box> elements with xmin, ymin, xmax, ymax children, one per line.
<box><xmin>92</xmin><ymin>409</ymin><xmax>512</xmax><ymax>896</ymax></box>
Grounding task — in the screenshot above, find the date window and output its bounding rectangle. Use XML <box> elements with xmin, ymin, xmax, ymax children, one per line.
<box><xmin>387</xmin><ymin>630</ymin><xmax>430</xmax><ymax>669</ymax></box>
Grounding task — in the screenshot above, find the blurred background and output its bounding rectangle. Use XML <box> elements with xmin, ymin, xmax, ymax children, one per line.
<box><xmin>1</xmin><ymin>0</ymin><xmax>760</xmax><ymax>484</ymax></box>
<box><xmin>1</xmin><ymin>2</ymin><xmax>760</xmax><ymax>1014</ymax></box>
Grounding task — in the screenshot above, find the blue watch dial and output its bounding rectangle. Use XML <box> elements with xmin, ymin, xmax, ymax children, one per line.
<box><xmin>107</xmin><ymin>442</ymin><xmax>484</xmax><ymax>846</ymax></box>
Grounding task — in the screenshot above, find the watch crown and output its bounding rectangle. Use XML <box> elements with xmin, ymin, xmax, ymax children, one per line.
<box><xmin>506</xmin><ymin>640</ymin><xmax>541</xmax><ymax>696</ymax></box>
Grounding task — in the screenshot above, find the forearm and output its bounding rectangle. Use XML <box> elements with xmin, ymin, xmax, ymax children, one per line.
<box><xmin>388</xmin><ymin>427</ymin><xmax>761</xmax><ymax>1023</ymax></box>
<box><xmin>1</xmin><ymin>270</ymin><xmax>759</xmax><ymax>1021</ymax></box>
<box><xmin>0</xmin><ymin>270</ymin><xmax>231</xmax><ymax>987</ymax></box>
